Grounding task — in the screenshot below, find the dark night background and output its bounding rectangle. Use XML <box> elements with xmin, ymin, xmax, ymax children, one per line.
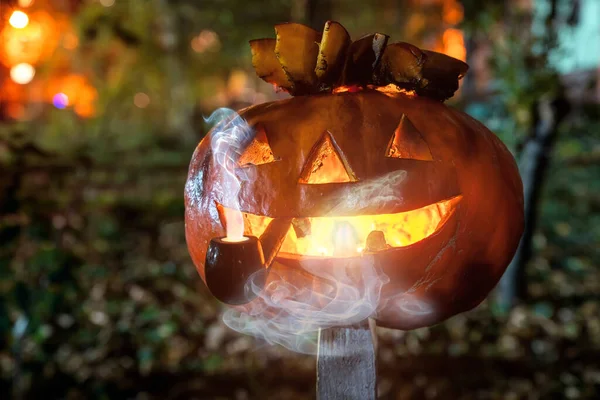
<box><xmin>0</xmin><ymin>0</ymin><xmax>599</xmax><ymax>399</ymax></box>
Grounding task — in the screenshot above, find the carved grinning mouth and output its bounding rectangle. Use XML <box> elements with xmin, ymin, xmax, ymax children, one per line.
<box><xmin>218</xmin><ymin>195</ymin><xmax>462</xmax><ymax>258</ymax></box>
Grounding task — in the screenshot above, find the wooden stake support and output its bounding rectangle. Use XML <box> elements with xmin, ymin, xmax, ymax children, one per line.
<box><xmin>316</xmin><ymin>319</ymin><xmax>377</xmax><ymax>400</ymax></box>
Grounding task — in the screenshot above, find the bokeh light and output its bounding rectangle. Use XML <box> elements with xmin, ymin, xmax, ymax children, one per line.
<box><xmin>134</xmin><ymin>92</ymin><xmax>150</xmax><ymax>108</ymax></box>
<box><xmin>443</xmin><ymin>28</ymin><xmax>466</xmax><ymax>61</ymax></box>
<box><xmin>1</xmin><ymin>11</ymin><xmax>60</xmax><ymax>66</ymax></box>
<box><xmin>18</xmin><ymin>0</ymin><xmax>35</xmax><ymax>7</ymax></box>
<box><xmin>9</xmin><ymin>11</ymin><xmax>29</xmax><ymax>29</ymax></box>
<box><xmin>52</xmin><ymin>93</ymin><xmax>69</xmax><ymax>109</ymax></box>
<box><xmin>63</xmin><ymin>32</ymin><xmax>79</xmax><ymax>50</ymax></box>
<box><xmin>443</xmin><ymin>0</ymin><xmax>464</xmax><ymax>25</ymax></box>
<box><xmin>100</xmin><ymin>0</ymin><xmax>116</xmax><ymax>7</ymax></box>
<box><xmin>191</xmin><ymin>30</ymin><xmax>220</xmax><ymax>53</ymax></box>
<box><xmin>47</xmin><ymin>75</ymin><xmax>97</xmax><ymax>117</ymax></box>
<box><xmin>10</xmin><ymin>63</ymin><xmax>35</xmax><ymax>84</ymax></box>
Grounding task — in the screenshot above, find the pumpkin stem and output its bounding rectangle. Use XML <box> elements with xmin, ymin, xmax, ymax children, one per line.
<box><xmin>249</xmin><ymin>21</ymin><xmax>469</xmax><ymax>101</ymax></box>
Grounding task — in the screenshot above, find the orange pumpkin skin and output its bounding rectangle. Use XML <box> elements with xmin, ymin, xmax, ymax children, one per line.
<box><xmin>185</xmin><ymin>90</ymin><xmax>524</xmax><ymax>330</ymax></box>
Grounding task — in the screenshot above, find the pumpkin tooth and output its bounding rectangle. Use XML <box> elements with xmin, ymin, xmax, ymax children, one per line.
<box><xmin>249</xmin><ymin>38</ymin><xmax>294</xmax><ymax>92</ymax></box>
<box><xmin>274</xmin><ymin>22</ymin><xmax>322</xmax><ymax>95</ymax></box>
<box><xmin>292</xmin><ymin>217</ymin><xmax>312</xmax><ymax>238</ymax></box>
<box><xmin>365</xmin><ymin>230</ymin><xmax>389</xmax><ymax>252</ymax></box>
<box><xmin>260</xmin><ymin>217</ymin><xmax>293</xmax><ymax>267</ymax></box>
<box><xmin>340</xmin><ymin>33</ymin><xmax>389</xmax><ymax>87</ymax></box>
<box><xmin>315</xmin><ymin>21</ymin><xmax>351</xmax><ymax>88</ymax></box>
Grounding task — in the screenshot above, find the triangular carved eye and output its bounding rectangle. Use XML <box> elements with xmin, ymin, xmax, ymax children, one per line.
<box><xmin>385</xmin><ymin>114</ymin><xmax>433</xmax><ymax>161</ymax></box>
<box><xmin>299</xmin><ymin>131</ymin><xmax>358</xmax><ymax>184</ymax></box>
<box><xmin>238</xmin><ymin>125</ymin><xmax>278</xmax><ymax>166</ymax></box>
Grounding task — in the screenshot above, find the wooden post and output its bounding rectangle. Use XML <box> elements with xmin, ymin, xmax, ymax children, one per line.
<box><xmin>316</xmin><ymin>319</ymin><xmax>377</xmax><ymax>400</ymax></box>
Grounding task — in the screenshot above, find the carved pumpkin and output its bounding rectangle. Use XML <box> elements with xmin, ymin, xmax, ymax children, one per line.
<box><xmin>185</xmin><ymin>22</ymin><xmax>524</xmax><ymax>330</ymax></box>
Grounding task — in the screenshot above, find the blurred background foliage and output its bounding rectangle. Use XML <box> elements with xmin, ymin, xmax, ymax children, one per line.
<box><xmin>0</xmin><ymin>0</ymin><xmax>599</xmax><ymax>399</ymax></box>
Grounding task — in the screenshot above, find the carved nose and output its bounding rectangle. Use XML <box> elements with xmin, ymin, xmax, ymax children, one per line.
<box><xmin>298</xmin><ymin>131</ymin><xmax>358</xmax><ymax>184</ymax></box>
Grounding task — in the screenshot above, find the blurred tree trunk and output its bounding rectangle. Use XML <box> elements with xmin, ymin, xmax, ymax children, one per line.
<box><xmin>496</xmin><ymin>95</ymin><xmax>570</xmax><ymax>311</ymax></box>
<box><xmin>494</xmin><ymin>0</ymin><xmax>579</xmax><ymax>311</ymax></box>
<box><xmin>154</xmin><ymin>0</ymin><xmax>195</xmax><ymax>144</ymax></box>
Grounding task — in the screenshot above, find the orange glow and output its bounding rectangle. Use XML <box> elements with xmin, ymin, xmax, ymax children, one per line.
<box><xmin>222</xmin><ymin>196</ymin><xmax>461</xmax><ymax>258</ymax></box>
<box><xmin>439</xmin><ymin>0</ymin><xmax>466</xmax><ymax>62</ymax></box>
<box><xmin>371</xmin><ymin>84</ymin><xmax>417</xmax><ymax>97</ymax></box>
<box><xmin>333</xmin><ymin>85</ymin><xmax>363</xmax><ymax>94</ymax></box>
<box><xmin>443</xmin><ymin>0</ymin><xmax>464</xmax><ymax>25</ymax></box>
<box><xmin>1</xmin><ymin>22</ymin><xmax>42</xmax><ymax>65</ymax></box>
<box><xmin>334</xmin><ymin>85</ymin><xmax>416</xmax><ymax>96</ymax></box>
<box><xmin>386</xmin><ymin>114</ymin><xmax>433</xmax><ymax>161</ymax></box>
<box><xmin>223</xmin><ymin>236</ymin><xmax>249</xmax><ymax>243</ymax></box>
<box><xmin>0</xmin><ymin>12</ymin><xmax>59</xmax><ymax>67</ymax></box>
<box><xmin>9</xmin><ymin>11</ymin><xmax>29</xmax><ymax>29</ymax></box>
<box><xmin>238</xmin><ymin>126</ymin><xmax>276</xmax><ymax>166</ymax></box>
<box><xmin>299</xmin><ymin>132</ymin><xmax>356</xmax><ymax>184</ymax></box>
<box><xmin>47</xmin><ymin>74</ymin><xmax>97</xmax><ymax>117</ymax></box>
<box><xmin>442</xmin><ymin>28</ymin><xmax>466</xmax><ymax>62</ymax></box>
<box><xmin>63</xmin><ymin>32</ymin><xmax>79</xmax><ymax>50</ymax></box>
<box><xmin>191</xmin><ymin>30</ymin><xmax>220</xmax><ymax>53</ymax></box>
<box><xmin>216</xmin><ymin>203</ymin><xmax>246</xmax><ymax>242</ymax></box>
<box><xmin>18</xmin><ymin>0</ymin><xmax>35</xmax><ymax>6</ymax></box>
<box><xmin>227</xmin><ymin>69</ymin><xmax>248</xmax><ymax>98</ymax></box>
<box><xmin>0</xmin><ymin>77</ymin><xmax>28</xmax><ymax>103</ymax></box>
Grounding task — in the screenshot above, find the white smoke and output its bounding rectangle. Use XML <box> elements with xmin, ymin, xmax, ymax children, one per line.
<box><xmin>222</xmin><ymin>256</ymin><xmax>389</xmax><ymax>354</ymax></box>
<box><xmin>326</xmin><ymin>170</ymin><xmax>408</xmax><ymax>215</ymax></box>
<box><xmin>391</xmin><ymin>293</ymin><xmax>434</xmax><ymax>316</ymax></box>
<box><xmin>202</xmin><ymin>109</ymin><xmax>436</xmax><ymax>354</ymax></box>
<box><xmin>204</xmin><ymin>108</ymin><xmax>255</xmax><ymax>241</ymax></box>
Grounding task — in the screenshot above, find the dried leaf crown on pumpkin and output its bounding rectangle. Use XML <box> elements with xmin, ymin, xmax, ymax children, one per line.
<box><xmin>249</xmin><ymin>21</ymin><xmax>468</xmax><ymax>101</ymax></box>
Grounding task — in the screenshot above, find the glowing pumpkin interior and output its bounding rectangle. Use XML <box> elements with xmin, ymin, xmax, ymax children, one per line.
<box><xmin>219</xmin><ymin>195</ymin><xmax>461</xmax><ymax>258</ymax></box>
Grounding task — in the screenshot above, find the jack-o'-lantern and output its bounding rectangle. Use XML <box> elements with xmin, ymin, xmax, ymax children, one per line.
<box><xmin>185</xmin><ymin>22</ymin><xmax>523</xmax><ymax>331</ymax></box>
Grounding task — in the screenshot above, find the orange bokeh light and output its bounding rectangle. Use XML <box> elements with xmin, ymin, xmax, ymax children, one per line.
<box><xmin>47</xmin><ymin>74</ymin><xmax>97</xmax><ymax>117</ymax></box>
<box><xmin>442</xmin><ymin>28</ymin><xmax>466</xmax><ymax>61</ymax></box>
<box><xmin>442</xmin><ymin>0</ymin><xmax>464</xmax><ymax>25</ymax></box>
<box><xmin>191</xmin><ymin>30</ymin><xmax>220</xmax><ymax>53</ymax></box>
<box><xmin>0</xmin><ymin>11</ymin><xmax>59</xmax><ymax>67</ymax></box>
<box><xmin>9</xmin><ymin>11</ymin><xmax>29</xmax><ymax>29</ymax></box>
<box><xmin>133</xmin><ymin>92</ymin><xmax>150</xmax><ymax>108</ymax></box>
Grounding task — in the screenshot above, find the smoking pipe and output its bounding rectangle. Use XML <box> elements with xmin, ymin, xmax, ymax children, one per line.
<box><xmin>204</xmin><ymin>218</ymin><xmax>292</xmax><ymax>305</ymax></box>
